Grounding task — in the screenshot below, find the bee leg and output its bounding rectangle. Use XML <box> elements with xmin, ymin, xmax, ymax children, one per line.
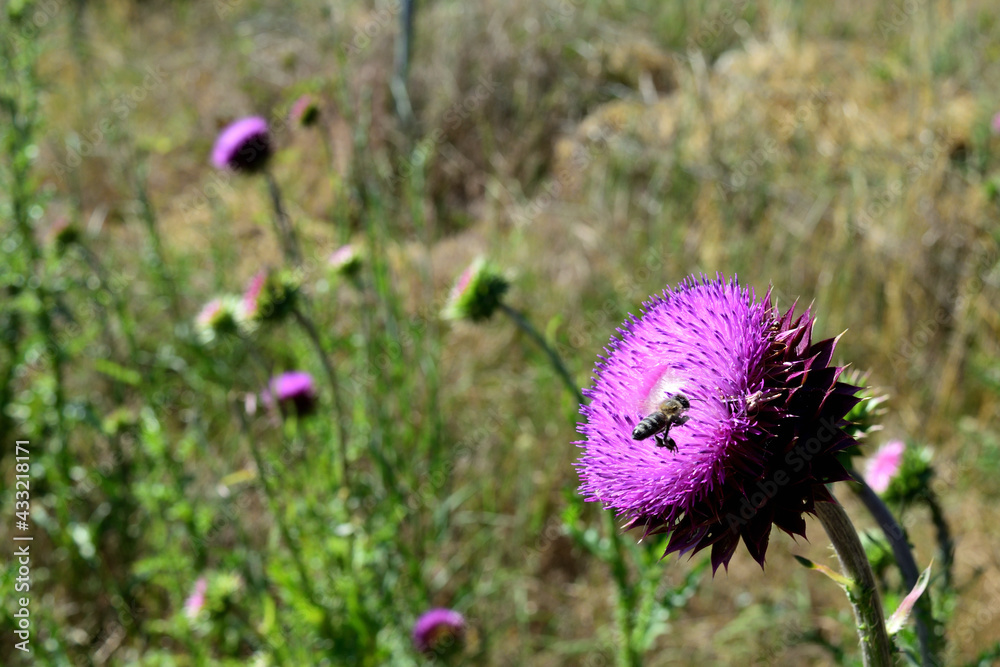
<box><xmin>674</xmin><ymin>415</ymin><xmax>690</xmax><ymax>426</ymax></box>
<box><xmin>654</xmin><ymin>433</ymin><xmax>677</xmax><ymax>451</ymax></box>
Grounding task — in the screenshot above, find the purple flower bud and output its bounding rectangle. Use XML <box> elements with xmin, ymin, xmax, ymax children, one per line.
<box><xmin>263</xmin><ymin>371</ymin><xmax>317</xmax><ymax>417</ymax></box>
<box><xmin>184</xmin><ymin>577</ymin><xmax>208</xmax><ymax>619</ymax></box>
<box><xmin>212</xmin><ymin>116</ymin><xmax>272</xmax><ymax>172</ymax></box>
<box><xmin>289</xmin><ymin>94</ymin><xmax>321</xmax><ymax>127</ymax></box>
<box><xmin>864</xmin><ymin>440</ymin><xmax>905</xmax><ymax>493</ymax></box>
<box><xmin>412</xmin><ymin>608</ymin><xmax>466</xmax><ymax>657</ymax></box>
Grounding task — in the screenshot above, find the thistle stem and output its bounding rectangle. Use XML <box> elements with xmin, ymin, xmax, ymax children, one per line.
<box><xmin>849</xmin><ymin>472</ymin><xmax>937</xmax><ymax>666</ymax></box>
<box><xmin>235</xmin><ymin>400</ymin><xmax>337</xmax><ymax>646</ymax></box>
<box><xmin>498</xmin><ymin>303</ymin><xmax>583</xmax><ymax>404</ymax></box>
<box><xmin>264</xmin><ymin>169</ymin><xmax>303</xmax><ymax>265</ymax></box>
<box><xmin>292</xmin><ymin>305</ymin><xmax>350</xmax><ymax>486</ymax></box>
<box><xmin>814</xmin><ymin>498</ymin><xmax>893</xmax><ymax>667</ymax></box>
<box><xmin>497</xmin><ymin>303</ymin><xmax>638</xmax><ymax>663</ymax></box>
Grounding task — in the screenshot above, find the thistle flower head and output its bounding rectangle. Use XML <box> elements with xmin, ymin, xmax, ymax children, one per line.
<box><xmin>577</xmin><ymin>275</ymin><xmax>861</xmax><ymax>572</ymax></box>
<box><xmin>876</xmin><ymin>442</ymin><xmax>934</xmax><ymax>504</ymax></box>
<box><xmin>242</xmin><ymin>269</ymin><xmax>299</xmax><ymax>324</ymax></box>
<box><xmin>184</xmin><ymin>577</ymin><xmax>208</xmax><ymax>620</ymax></box>
<box><xmin>194</xmin><ymin>296</ymin><xmax>246</xmax><ymax>343</ymax></box>
<box><xmin>442</xmin><ymin>257</ymin><xmax>509</xmax><ymax>322</ymax></box>
<box><xmin>212</xmin><ymin>116</ymin><xmax>272</xmax><ymax>172</ymax></box>
<box><xmin>863</xmin><ymin>440</ymin><xmax>905</xmax><ymax>494</ymax></box>
<box><xmin>412</xmin><ymin>608</ymin><xmax>466</xmax><ymax>657</ymax></box>
<box><xmin>289</xmin><ymin>94</ymin><xmax>320</xmax><ymax>127</ymax></box>
<box><xmin>327</xmin><ymin>244</ymin><xmax>363</xmax><ymax>278</ymax></box>
<box><xmin>263</xmin><ymin>371</ymin><xmax>317</xmax><ymax>417</ymax></box>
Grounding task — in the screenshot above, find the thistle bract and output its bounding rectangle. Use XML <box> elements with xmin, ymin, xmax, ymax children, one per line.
<box><xmin>242</xmin><ymin>269</ymin><xmax>299</xmax><ymax>324</ymax></box>
<box><xmin>289</xmin><ymin>94</ymin><xmax>320</xmax><ymax>127</ymax></box>
<box><xmin>327</xmin><ymin>244</ymin><xmax>362</xmax><ymax>278</ymax></box>
<box><xmin>212</xmin><ymin>116</ymin><xmax>272</xmax><ymax>172</ymax></box>
<box><xmin>442</xmin><ymin>257</ymin><xmax>509</xmax><ymax>322</ymax></box>
<box><xmin>412</xmin><ymin>608</ymin><xmax>466</xmax><ymax>657</ymax></box>
<box><xmin>194</xmin><ymin>296</ymin><xmax>246</xmax><ymax>343</ymax></box>
<box><xmin>577</xmin><ymin>275</ymin><xmax>862</xmax><ymax>572</ymax></box>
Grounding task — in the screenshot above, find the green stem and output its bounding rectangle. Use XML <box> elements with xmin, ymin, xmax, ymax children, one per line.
<box><xmin>848</xmin><ymin>470</ymin><xmax>936</xmax><ymax>666</ymax></box>
<box><xmin>133</xmin><ymin>163</ymin><xmax>182</xmax><ymax>322</ymax></box>
<box><xmin>814</xmin><ymin>498</ymin><xmax>893</xmax><ymax>667</ymax></box>
<box><xmin>291</xmin><ymin>305</ymin><xmax>350</xmax><ymax>486</ymax></box>
<box><xmin>264</xmin><ymin>169</ymin><xmax>303</xmax><ymax>265</ymax></box>
<box><xmin>605</xmin><ymin>515</ymin><xmax>640</xmax><ymax>667</ymax></box>
<box><xmin>924</xmin><ymin>490</ymin><xmax>953</xmax><ymax>588</ymax></box>
<box><xmin>497</xmin><ymin>303</ymin><xmax>638</xmax><ymax>663</ymax></box>
<box><xmin>236</xmin><ymin>401</ymin><xmax>337</xmax><ymax>645</ymax></box>
<box><xmin>498</xmin><ymin>303</ymin><xmax>583</xmax><ymax>404</ymax></box>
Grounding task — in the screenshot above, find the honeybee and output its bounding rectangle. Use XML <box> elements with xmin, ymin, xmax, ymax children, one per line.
<box><xmin>632</xmin><ymin>393</ymin><xmax>691</xmax><ymax>451</ymax></box>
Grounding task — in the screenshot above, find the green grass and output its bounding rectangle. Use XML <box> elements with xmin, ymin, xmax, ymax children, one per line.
<box><xmin>2</xmin><ymin>0</ymin><xmax>999</xmax><ymax>664</ymax></box>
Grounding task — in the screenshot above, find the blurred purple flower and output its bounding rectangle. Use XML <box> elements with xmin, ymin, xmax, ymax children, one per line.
<box><xmin>243</xmin><ymin>271</ymin><xmax>267</xmax><ymax>319</ymax></box>
<box><xmin>327</xmin><ymin>244</ymin><xmax>362</xmax><ymax>277</ymax></box>
<box><xmin>577</xmin><ymin>275</ymin><xmax>862</xmax><ymax>572</ymax></box>
<box><xmin>263</xmin><ymin>371</ymin><xmax>317</xmax><ymax>417</ymax></box>
<box><xmin>441</xmin><ymin>257</ymin><xmax>509</xmax><ymax>322</ymax></box>
<box><xmin>289</xmin><ymin>94</ymin><xmax>320</xmax><ymax>127</ymax></box>
<box><xmin>992</xmin><ymin>111</ymin><xmax>1000</xmax><ymax>135</ymax></box>
<box><xmin>211</xmin><ymin>116</ymin><xmax>272</xmax><ymax>172</ymax></box>
<box><xmin>412</xmin><ymin>608</ymin><xmax>466</xmax><ymax>656</ymax></box>
<box><xmin>864</xmin><ymin>440</ymin><xmax>905</xmax><ymax>493</ymax></box>
<box><xmin>184</xmin><ymin>577</ymin><xmax>208</xmax><ymax>619</ymax></box>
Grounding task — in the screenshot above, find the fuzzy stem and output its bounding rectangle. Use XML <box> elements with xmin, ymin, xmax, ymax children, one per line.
<box><xmin>498</xmin><ymin>303</ymin><xmax>583</xmax><ymax>404</ymax></box>
<box><xmin>849</xmin><ymin>472</ymin><xmax>936</xmax><ymax>666</ymax></box>
<box><xmin>264</xmin><ymin>169</ymin><xmax>303</xmax><ymax>265</ymax></box>
<box><xmin>815</xmin><ymin>498</ymin><xmax>894</xmax><ymax>667</ymax></box>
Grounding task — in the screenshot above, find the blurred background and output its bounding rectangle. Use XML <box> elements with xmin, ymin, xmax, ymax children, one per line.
<box><xmin>1</xmin><ymin>0</ymin><xmax>999</xmax><ymax>664</ymax></box>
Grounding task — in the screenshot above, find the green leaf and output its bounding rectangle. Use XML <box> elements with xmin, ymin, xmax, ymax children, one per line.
<box><xmin>794</xmin><ymin>555</ymin><xmax>853</xmax><ymax>588</ymax></box>
<box><xmin>94</xmin><ymin>358</ymin><xmax>142</xmax><ymax>386</ymax></box>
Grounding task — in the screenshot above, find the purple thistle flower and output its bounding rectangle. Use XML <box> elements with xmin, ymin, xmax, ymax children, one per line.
<box><xmin>412</xmin><ymin>608</ymin><xmax>466</xmax><ymax>657</ymax></box>
<box><xmin>992</xmin><ymin>111</ymin><xmax>1000</xmax><ymax>135</ymax></box>
<box><xmin>577</xmin><ymin>275</ymin><xmax>861</xmax><ymax>572</ymax></box>
<box><xmin>184</xmin><ymin>577</ymin><xmax>208</xmax><ymax>619</ymax></box>
<box><xmin>211</xmin><ymin>116</ymin><xmax>272</xmax><ymax>172</ymax></box>
<box><xmin>263</xmin><ymin>371</ymin><xmax>317</xmax><ymax>417</ymax></box>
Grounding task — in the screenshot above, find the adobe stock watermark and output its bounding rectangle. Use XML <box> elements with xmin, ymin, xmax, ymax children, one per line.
<box><xmin>724</xmin><ymin>415</ymin><xmax>843</xmax><ymax>534</ymax></box>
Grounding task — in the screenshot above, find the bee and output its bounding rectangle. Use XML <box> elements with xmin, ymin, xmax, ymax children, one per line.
<box><xmin>632</xmin><ymin>393</ymin><xmax>691</xmax><ymax>451</ymax></box>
